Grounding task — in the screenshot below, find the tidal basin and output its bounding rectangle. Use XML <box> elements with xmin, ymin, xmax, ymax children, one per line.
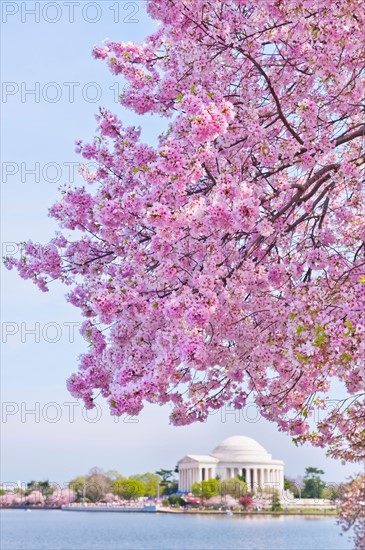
<box><xmin>1</xmin><ymin>510</ymin><xmax>351</xmax><ymax>550</ymax></box>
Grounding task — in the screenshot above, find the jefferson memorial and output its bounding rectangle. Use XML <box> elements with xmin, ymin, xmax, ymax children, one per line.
<box><xmin>178</xmin><ymin>435</ymin><xmax>284</xmax><ymax>494</ymax></box>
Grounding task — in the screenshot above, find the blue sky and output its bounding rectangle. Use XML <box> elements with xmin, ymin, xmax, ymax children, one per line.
<box><xmin>1</xmin><ymin>1</ymin><xmax>357</xmax><ymax>485</ymax></box>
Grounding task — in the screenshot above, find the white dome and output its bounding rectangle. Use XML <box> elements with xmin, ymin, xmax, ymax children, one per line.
<box><xmin>211</xmin><ymin>436</ymin><xmax>271</xmax><ymax>462</ymax></box>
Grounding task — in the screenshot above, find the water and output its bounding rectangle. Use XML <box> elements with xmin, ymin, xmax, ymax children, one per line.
<box><xmin>0</xmin><ymin>510</ymin><xmax>352</xmax><ymax>550</ymax></box>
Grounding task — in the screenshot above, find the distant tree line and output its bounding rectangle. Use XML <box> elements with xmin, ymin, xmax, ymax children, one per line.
<box><xmin>284</xmin><ymin>467</ymin><xmax>340</xmax><ymax>500</ymax></box>
<box><xmin>69</xmin><ymin>466</ymin><xmax>178</xmax><ymax>502</ymax></box>
<box><xmin>6</xmin><ymin>465</ymin><xmax>340</xmax><ymax>503</ymax></box>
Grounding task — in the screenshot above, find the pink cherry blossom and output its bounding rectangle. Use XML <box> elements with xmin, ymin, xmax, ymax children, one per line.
<box><xmin>338</xmin><ymin>474</ymin><xmax>365</xmax><ymax>548</ymax></box>
<box><xmin>4</xmin><ymin>1</ymin><xmax>364</xmax><ymax>506</ymax></box>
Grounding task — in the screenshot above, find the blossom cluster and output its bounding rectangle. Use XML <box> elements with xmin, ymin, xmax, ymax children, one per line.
<box><xmin>6</xmin><ymin>1</ymin><xmax>365</xmax><ymax>468</ymax></box>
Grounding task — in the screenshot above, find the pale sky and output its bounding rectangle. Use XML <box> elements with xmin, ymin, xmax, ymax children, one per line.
<box><xmin>1</xmin><ymin>1</ymin><xmax>358</xmax><ymax>486</ymax></box>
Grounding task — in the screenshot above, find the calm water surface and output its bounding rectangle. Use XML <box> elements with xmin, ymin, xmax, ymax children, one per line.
<box><xmin>0</xmin><ymin>510</ymin><xmax>352</xmax><ymax>550</ymax></box>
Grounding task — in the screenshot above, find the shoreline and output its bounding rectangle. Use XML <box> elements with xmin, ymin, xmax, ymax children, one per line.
<box><xmin>159</xmin><ymin>509</ymin><xmax>337</xmax><ymax>516</ymax></box>
<box><xmin>0</xmin><ymin>506</ymin><xmax>337</xmax><ymax>516</ymax></box>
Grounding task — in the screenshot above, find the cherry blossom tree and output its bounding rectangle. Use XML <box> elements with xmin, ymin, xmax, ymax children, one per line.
<box><xmin>6</xmin><ymin>0</ymin><xmax>364</xmax><ymax>465</ymax></box>
<box><xmin>239</xmin><ymin>495</ymin><xmax>254</xmax><ymax>511</ymax></box>
<box><xmin>337</xmin><ymin>474</ymin><xmax>365</xmax><ymax>548</ymax></box>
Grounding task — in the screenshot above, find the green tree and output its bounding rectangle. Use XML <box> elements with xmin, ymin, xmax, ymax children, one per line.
<box><xmin>161</xmin><ymin>481</ymin><xmax>178</xmax><ymax>496</ymax></box>
<box><xmin>131</xmin><ymin>473</ymin><xmax>159</xmax><ymax>497</ymax></box>
<box><xmin>168</xmin><ymin>495</ymin><xmax>185</xmax><ymax>507</ymax></box>
<box><xmin>221</xmin><ymin>477</ymin><xmax>247</xmax><ymax>500</ymax></box>
<box><xmin>69</xmin><ymin>476</ymin><xmax>87</xmax><ymax>501</ymax></box>
<box><xmin>202</xmin><ymin>479</ymin><xmax>220</xmax><ymax>499</ymax></box>
<box><xmin>191</xmin><ymin>481</ymin><xmax>203</xmax><ymax>498</ymax></box>
<box><xmin>155</xmin><ymin>469</ymin><xmax>177</xmax><ymax>495</ymax></box>
<box><xmin>155</xmin><ymin>469</ymin><xmax>173</xmax><ymax>483</ymax></box>
<box><xmin>271</xmin><ymin>490</ymin><xmax>283</xmax><ymax>512</ymax></box>
<box><xmin>112</xmin><ymin>477</ymin><xmax>145</xmax><ymax>500</ymax></box>
<box><xmin>302</xmin><ymin>467</ymin><xmax>326</xmax><ymax>498</ymax></box>
<box><xmin>192</xmin><ymin>479</ymin><xmax>221</xmax><ymax>499</ymax></box>
<box><xmin>203</xmin><ymin>479</ymin><xmax>220</xmax><ymax>499</ymax></box>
